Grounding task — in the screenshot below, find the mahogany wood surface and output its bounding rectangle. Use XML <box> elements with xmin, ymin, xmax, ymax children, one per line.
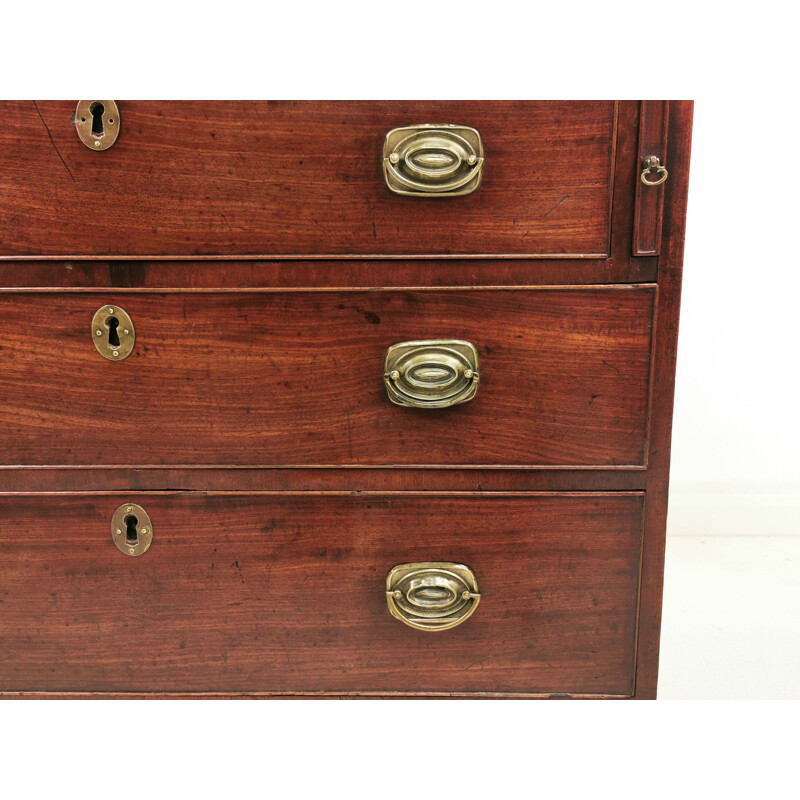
<box><xmin>0</xmin><ymin>101</ymin><xmax>615</xmax><ymax>258</ymax></box>
<box><xmin>0</xmin><ymin>100</ymin><xmax>693</xmax><ymax>699</ymax></box>
<box><xmin>0</xmin><ymin>257</ymin><xmax>659</xmax><ymax>288</ymax></box>
<box><xmin>0</xmin><ymin>288</ymin><xmax>654</xmax><ymax>467</ymax></box>
<box><xmin>633</xmin><ymin>101</ymin><xmax>693</xmax><ymax>698</ymax></box>
<box><xmin>0</xmin><ymin>492</ymin><xmax>643</xmax><ymax>696</ymax></box>
<box><xmin>633</xmin><ymin>101</ymin><xmax>669</xmax><ymax>256</ymax></box>
<box><xmin>0</xmin><ymin>467</ymin><xmax>647</xmax><ymax>494</ymax></box>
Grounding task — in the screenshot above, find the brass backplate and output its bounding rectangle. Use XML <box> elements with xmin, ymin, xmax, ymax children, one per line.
<box><xmin>75</xmin><ymin>100</ymin><xmax>120</xmax><ymax>151</ymax></box>
<box><xmin>383</xmin><ymin>124</ymin><xmax>484</xmax><ymax>197</ymax></box>
<box><xmin>386</xmin><ymin>562</ymin><xmax>481</xmax><ymax>631</ymax></box>
<box><xmin>91</xmin><ymin>304</ymin><xmax>135</xmax><ymax>361</ymax></box>
<box><xmin>111</xmin><ymin>503</ymin><xmax>153</xmax><ymax>557</ymax></box>
<box><xmin>384</xmin><ymin>339</ymin><xmax>480</xmax><ymax>408</ymax></box>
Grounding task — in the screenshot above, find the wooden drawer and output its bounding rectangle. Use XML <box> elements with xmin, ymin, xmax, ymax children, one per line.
<box><xmin>0</xmin><ymin>101</ymin><xmax>615</xmax><ymax>258</ymax></box>
<box><xmin>0</xmin><ymin>287</ymin><xmax>654</xmax><ymax>467</ymax></box>
<box><xmin>0</xmin><ymin>492</ymin><xmax>643</xmax><ymax>696</ymax></box>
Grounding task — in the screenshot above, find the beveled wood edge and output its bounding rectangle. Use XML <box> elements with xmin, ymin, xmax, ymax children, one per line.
<box><xmin>632</xmin><ymin>100</ymin><xmax>693</xmax><ymax>699</ymax></box>
<box><xmin>0</xmin><ymin>258</ymin><xmax>659</xmax><ymax>288</ymax></box>
<box><xmin>0</xmin><ymin>490</ymin><xmax>646</xmax><ymax>497</ymax></box>
<box><xmin>0</xmin><ymin>691</ymin><xmax>632</xmax><ymax>700</ymax></box>
<box><xmin>0</xmin><ymin>464</ymin><xmax>648</xmax><ymax>470</ymax></box>
<box><xmin>0</xmin><ymin>468</ymin><xmax>648</xmax><ymax>493</ymax></box>
<box><xmin>0</xmin><ymin>283</ymin><xmax>658</xmax><ymax>292</ymax></box>
<box><xmin>0</xmin><ymin>253</ymin><xmax>612</xmax><ymax>261</ymax></box>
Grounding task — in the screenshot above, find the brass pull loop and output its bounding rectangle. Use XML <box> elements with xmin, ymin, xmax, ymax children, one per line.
<box><xmin>383</xmin><ymin>124</ymin><xmax>484</xmax><ymax>197</ymax></box>
<box><xmin>640</xmin><ymin>155</ymin><xmax>668</xmax><ymax>186</ymax></box>
<box><xmin>387</xmin><ymin>563</ymin><xmax>481</xmax><ymax>631</ymax></box>
<box><xmin>384</xmin><ymin>339</ymin><xmax>480</xmax><ymax>409</ymax></box>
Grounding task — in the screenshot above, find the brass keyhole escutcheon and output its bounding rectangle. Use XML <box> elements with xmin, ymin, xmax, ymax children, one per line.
<box><xmin>91</xmin><ymin>305</ymin><xmax>135</xmax><ymax>360</ymax></box>
<box><xmin>75</xmin><ymin>100</ymin><xmax>120</xmax><ymax>150</ymax></box>
<box><xmin>111</xmin><ymin>503</ymin><xmax>153</xmax><ymax>557</ymax></box>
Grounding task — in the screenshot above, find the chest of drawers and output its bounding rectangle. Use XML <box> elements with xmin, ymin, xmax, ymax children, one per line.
<box><xmin>0</xmin><ymin>100</ymin><xmax>692</xmax><ymax>698</ymax></box>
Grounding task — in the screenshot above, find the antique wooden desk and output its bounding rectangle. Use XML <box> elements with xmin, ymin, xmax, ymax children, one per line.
<box><xmin>0</xmin><ymin>101</ymin><xmax>692</xmax><ymax>698</ymax></box>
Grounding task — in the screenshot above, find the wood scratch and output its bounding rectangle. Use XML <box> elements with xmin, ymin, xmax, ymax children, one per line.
<box><xmin>32</xmin><ymin>101</ymin><xmax>76</xmax><ymax>183</ymax></box>
<box><xmin>543</xmin><ymin>195</ymin><xmax>571</xmax><ymax>217</ymax></box>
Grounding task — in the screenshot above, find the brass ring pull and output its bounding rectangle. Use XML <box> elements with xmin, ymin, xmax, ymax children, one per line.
<box><xmin>384</xmin><ymin>339</ymin><xmax>480</xmax><ymax>409</ymax></box>
<box><xmin>640</xmin><ymin>155</ymin><xmax>668</xmax><ymax>186</ymax></box>
<box><xmin>383</xmin><ymin>124</ymin><xmax>484</xmax><ymax>197</ymax></box>
<box><xmin>387</xmin><ymin>563</ymin><xmax>481</xmax><ymax>631</ymax></box>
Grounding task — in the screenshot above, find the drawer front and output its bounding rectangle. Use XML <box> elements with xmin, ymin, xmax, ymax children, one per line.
<box><xmin>0</xmin><ymin>288</ymin><xmax>654</xmax><ymax>467</ymax></box>
<box><xmin>0</xmin><ymin>493</ymin><xmax>643</xmax><ymax>696</ymax></box>
<box><xmin>0</xmin><ymin>101</ymin><xmax>615</xmax><ymax>257</ymax></box>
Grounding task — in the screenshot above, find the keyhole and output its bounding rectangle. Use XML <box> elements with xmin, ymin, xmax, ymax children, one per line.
<box><xmin>90</xmin><ymin>102</ymin><xmax>105</xmax><ymax>137</ymax></box>
<box><xmin>124</xmin><ymin>515</ymin><xmax>139</xmax><ymax>546</ymax></box>
<box><xmin>106</xmin><ymin>316</ymin><xmax>120</xmax><ymax>348</ymax></box>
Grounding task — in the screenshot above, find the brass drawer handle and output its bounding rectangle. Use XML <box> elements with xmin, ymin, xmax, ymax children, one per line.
<box><xmin>387</xmin><ymin>562</ymin><xmax>481</xmax><ymax>631</ymax></box>
<box><xmin>384</xmin><ymin>339</ymin><xmax>480</xmax><ymax>409</ymax></box>
<box><xmin>641</xmin><ymin>154</ymin><xmax>668</xmax><ymax>186</ymax></box>
<box><xmin>383</xmin><ymin>124</ymin><xmax>484</xmax><ymax>197</ymax></box>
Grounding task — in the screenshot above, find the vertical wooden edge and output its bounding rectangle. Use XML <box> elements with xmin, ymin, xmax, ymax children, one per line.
<box><xmin>633</xmin><ymin>101</ymin><xmax>670</xmax><ymax>256</ymax></box>
<box><xmin>609</xmin><ymin>101</ymin><xmax>639</xmax><ymax>271</ymax></box>
<box><xmin>633</xmin><ymin>100</ymin><xmax>693</xmax><ymax>699</ymax></box>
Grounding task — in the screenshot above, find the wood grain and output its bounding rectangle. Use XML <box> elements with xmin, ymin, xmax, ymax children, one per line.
<box><xmin>633</xmin><ymin>100</ymin><xmax>693</xmax><ymax>698</ymax></box>
<box><xmin>0</xmin><ymin>288</ymin><xmax>654</xmax><ymax>467</ymax></box>
<box><xmin>633</xmin><ymin>101</ymin><xmax>669</xmax><ymax>256</ymax></box>
<box><xmin>0</xmin><ymin>257</ymin><xmax>659</xmax><ymax>289</ymax></box>
<box><xmin>0</xmin><ymin>101</ymin><xmax>615</xmax><ymax>258</ymax></box>
<box><xmin>0</xmin><ymin>492</ymin><xmax>643</xmax><ymax>696</ymax></box>
<box><xmin>0</xmin><ymin>466</ymin><xmax>647</xmax><ymax>493</ymax></box>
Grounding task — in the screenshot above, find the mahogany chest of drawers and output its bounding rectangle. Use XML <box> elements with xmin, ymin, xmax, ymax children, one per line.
<box><xmin>0</xmin><ymin>101</ymin><xmax>692</xmax><ymax>698</ymax></box>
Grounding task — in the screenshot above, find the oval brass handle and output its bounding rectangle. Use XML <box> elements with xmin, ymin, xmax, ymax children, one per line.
<box><xmin>383</xmin><ymin>124</ymin><xmax>484</xmax><ymax>197</ymax></box>
<box><xmin>641</xmin><ymin>154</ymin><xmax>668</xmax><ymax>186</ymax></box>
<box><xmin>384</xmin><ymin>339</ymin><xmax>480</xmax><ymax>409</ymax></box>
<box><xmin>387</xmin><ymin>562</ymin><xmax>481</xmax><ymax>631</ymax></box>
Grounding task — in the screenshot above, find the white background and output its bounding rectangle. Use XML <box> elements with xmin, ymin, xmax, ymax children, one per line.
<box><xmin>2</xmin><ymin>0</ymin><xmax>797</xmax><ymax>796</ymax></box>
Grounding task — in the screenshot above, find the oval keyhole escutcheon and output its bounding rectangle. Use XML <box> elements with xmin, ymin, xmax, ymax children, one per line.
<box><xmin>91</xmin><ymin>305</ymin><xmax>135</xmax><ymax>360</ymax></box>
<box><xmin>112</xmin><ymin>503</ymin><xmax>153</xmax><ymax>557</ymax></box>
<box><xmin>75</xmin><ymin>100</ymin><xmax>120</xmax><ymax>150</ymax></box>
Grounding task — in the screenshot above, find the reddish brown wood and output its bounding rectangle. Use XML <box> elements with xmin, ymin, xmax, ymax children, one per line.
<box><xmin>0</xmin><ymin>101</ymin><xmax>692</xmax><ymax>699</ymax></box>
<box><xmin>0</xmin><ymin>466</ymin><xmax>647</xmax><ymax>493</ymax></box>
<box><xmin>0</xmin><ymin>257</ymin><xmax>659</xmax><ymax>289</ymax></box>
<box><xmin>0</xmin><ymin>101</ymin><xmax>615</xmax><ymax>258</ymax></box>
<box><xmin>0</xmin><ymin>492</ymin><xmax>643</xmax><ymax>696</ymax></box>
<box><xmin>633</xmin><ymin>100</ymin><xmax>693</xmax><ymax>698</ymax></box>
<box><xmin>0</xmin><ymin>288</ymin><xmax>654</xmax><ymax>467</ymax></box>
<box><xmin>633</xmin><ymin>101</ymin><xmax>669</xmax><ymax>256</ymax></box>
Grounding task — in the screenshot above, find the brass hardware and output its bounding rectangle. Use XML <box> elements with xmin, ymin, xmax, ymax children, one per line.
<box><xmin>386</xmin><ymin>562</ymin><xmax>480</xmax><ymax>631</ymax></box>
<box><xmin>75</xmin><ymin>101</ymin><xmax>120</xmax><ymax>151</ymax></box>
<box><xmin>111</xmin><ymin>503</ymin><xmax>153</xmax><ymax>557</ymax></box>
<box><xmin>640</xmin><ymin>155</ymin><xmax>668</xmax><ymax>186</ymax></box>
<box><xmin>383</xmin><ymin>124</ymin><xmax>484</xmax><ymax>197</ymax></box>
<box><xmin>91</xmin><ymin>305</ymin><xmax>135</xmax><ymax>361</ymax></box>
<box><xmin>384</xmin><ymin>339</ymin><xmax>480</xmax><ymax>409</ymax></box>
